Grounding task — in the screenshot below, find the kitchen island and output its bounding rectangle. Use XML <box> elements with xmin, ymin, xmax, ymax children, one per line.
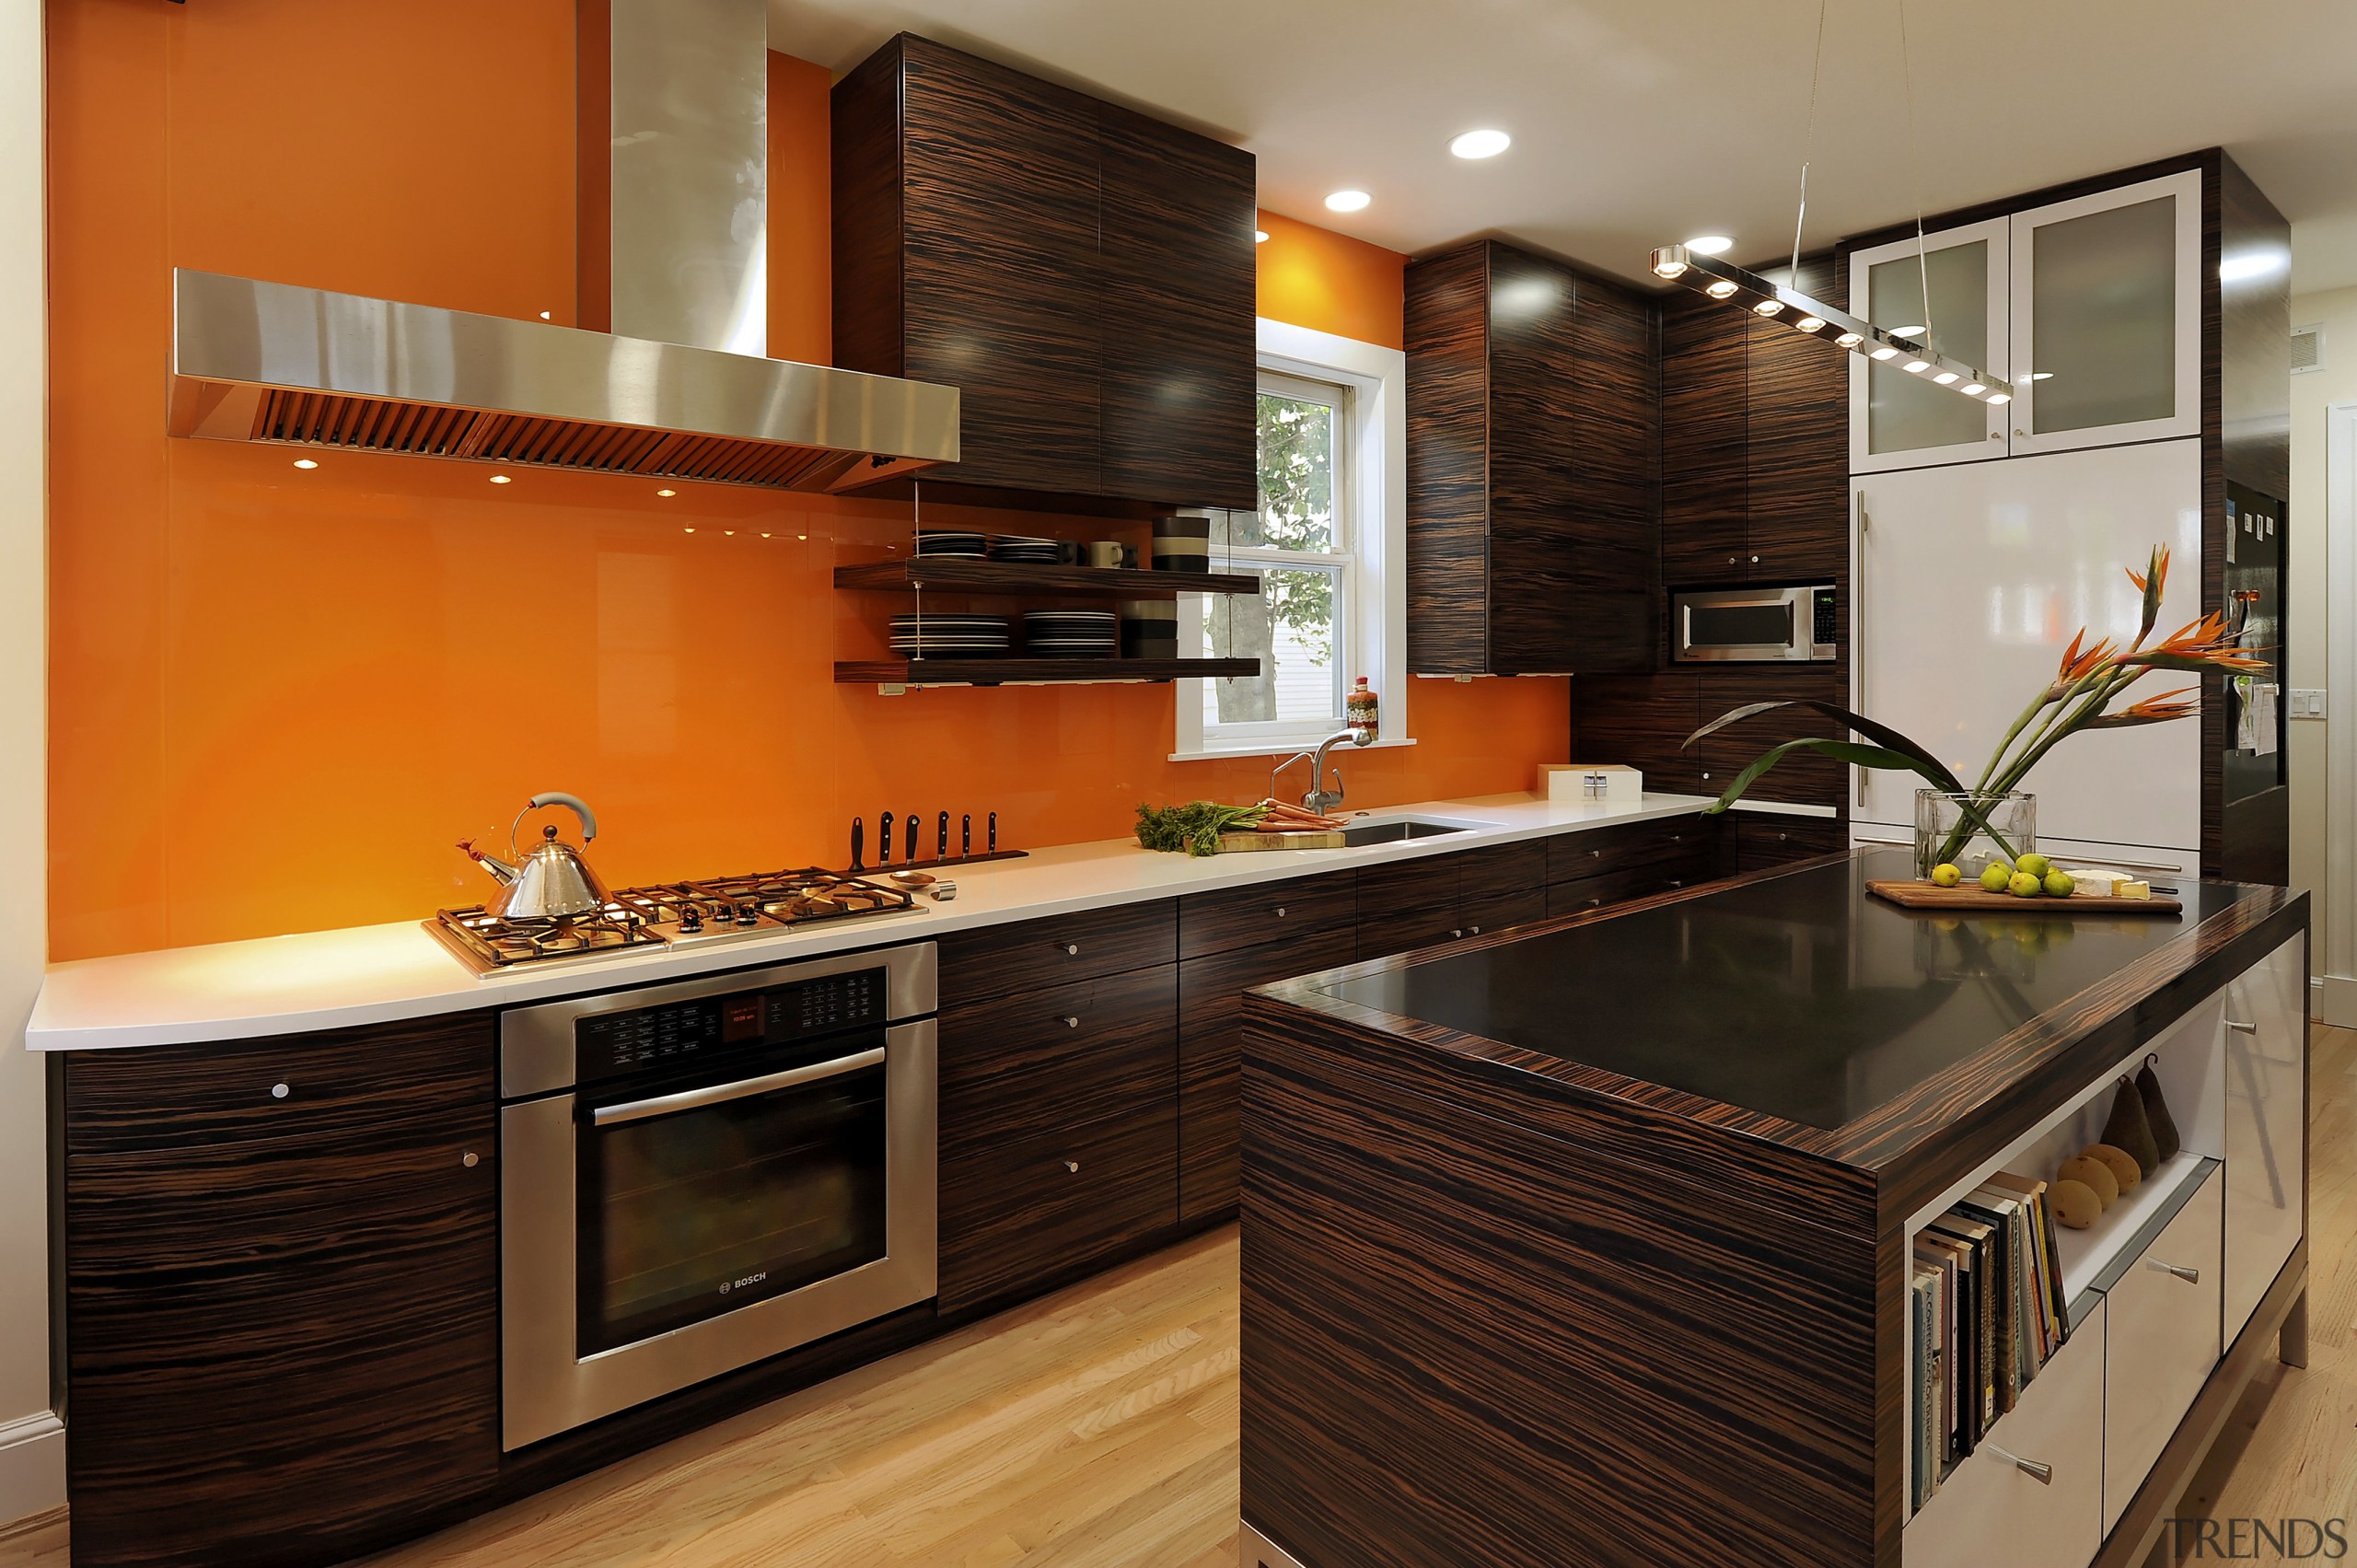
<box><xmin>1238</xmin><ymin>848</ymin><xmax>2309</xmax><ymax>1568</ymax></box>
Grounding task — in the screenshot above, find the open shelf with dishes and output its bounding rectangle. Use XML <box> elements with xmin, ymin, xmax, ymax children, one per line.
<box><xmin>837</xmin><ymin>528</ymin><xmax>1266</xmax><ymax>690</ymax></box>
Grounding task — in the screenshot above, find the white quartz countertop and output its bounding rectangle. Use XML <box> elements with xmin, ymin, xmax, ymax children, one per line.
<box><xmin>28</xmin><ymin>792</ymin><xmax>1726</xmax><ymax>1051</ymax></box>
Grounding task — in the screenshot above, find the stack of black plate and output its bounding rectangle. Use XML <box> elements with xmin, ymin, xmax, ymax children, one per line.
<box><xmin>987</xmin><ymin>534</ymin><xmax>1061</xmax><ymax>563</ymax></box>
<box><xmin>1022</xmin><ymin>609</ymin><xmax>1117</xmax><ymax>657</ymax></box>
<box><xmin>913</xmin><ymin>530</ymin><xmax>987</xmax><ymax>559</ymax></box>
<box><xmin>888</xmin><ymin>613</ymin><xmax>1010</xmax><ymax>657</ymax></box>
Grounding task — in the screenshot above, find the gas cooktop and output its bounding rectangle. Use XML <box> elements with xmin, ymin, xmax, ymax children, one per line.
<box><xmin>427</xmin><ymin>868</ymin><xmax>922</xmax><ymax>977</ymax></box>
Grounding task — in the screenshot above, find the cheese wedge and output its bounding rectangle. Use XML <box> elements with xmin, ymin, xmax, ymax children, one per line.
<box><xmin>2060</xmin><ymin>867</ymin><xmax>2120</xmax><ymax>897</ymax></box>
<box><xmin>2119</xmin><ymin>879</ymin><xmax>2152</xmax><ymax>900</ymax></box>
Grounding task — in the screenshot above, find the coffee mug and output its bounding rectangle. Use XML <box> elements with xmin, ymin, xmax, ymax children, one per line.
<box><xmin>1088</xmin><ymin>540</ymin><xmax>1125</xmax><ymax>569</ymax></box>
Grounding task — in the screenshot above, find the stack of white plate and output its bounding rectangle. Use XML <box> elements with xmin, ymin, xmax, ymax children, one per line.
<box><xmin>888</xmin><ymin>613</ymin><xmax>1010</xmax><ymax>656</ymax></box>
<box><xmin>987</xmin><ymin>534</ymin><xmax>1061</xmax><ymax>563</ymax></box>
<box><xmin>913</xmin><ymin>530</ymin><xmax>987</xmax><ymax>559</ymax></box>
<box><xmin>1023</xmin><ymin>609</ymin><xmax>1117</xmax><ymax>657</ymax></box>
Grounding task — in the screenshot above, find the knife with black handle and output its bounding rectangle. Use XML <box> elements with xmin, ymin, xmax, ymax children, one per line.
<box><xmin>988</xmin><ymin>812</ymin><xmax>998</xmax><ymax>854</ymax></box>
<box><xmin>878</xmin><ymin>811</ymin><xmax>894</xmax><ymax>864</ymax></box>
<box><xmin>904</xmin><ymin>812</ymin><xmax>918</xmax><ymax>865</ymax></box>
<box><xmin>850</xmin><ymin>818</ymin><xmax>864</xmax><ymax>871</ymax></box>
<box><xmin>936</xmin><ymin>812</ymin><xmax>949</xmax><ymax>862</ymax></box>
<box><xmin>961</xmin><ymin>814</ymin><xmax>972</xmax><ymax>858</ymax></box>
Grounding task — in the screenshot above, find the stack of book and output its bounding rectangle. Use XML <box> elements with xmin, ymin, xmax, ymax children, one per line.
<box><xmin>1909</xmin><ymin>1171</ymin><xmax>2071</xmax><ymax>1513</ymax></box>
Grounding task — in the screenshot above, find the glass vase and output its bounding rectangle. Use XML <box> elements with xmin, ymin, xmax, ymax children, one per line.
<box><xmin>1913</xmin><ymin>790</ymin><xmax>2037</xmax><ymax>881</ymax></box>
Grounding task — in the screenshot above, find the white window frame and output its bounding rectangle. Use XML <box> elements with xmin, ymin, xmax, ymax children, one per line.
<box><xmin>1172</xmin><ymin>317</ymin><xmax>1410</xmax><ymax>762</ymax></box>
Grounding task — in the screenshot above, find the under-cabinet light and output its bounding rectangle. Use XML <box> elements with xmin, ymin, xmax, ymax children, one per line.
<box><xmin>1647</xmin><ymin>244</ymin><xmax>2012</xmax><ymax>404</ymax></box>
<box><xmin>490</xmin><ymin>474</ymin><xmax>513</xmax><ymax>484</ymax></box>
<box><xmin>292</xmin><ymin>458</ymin><xmax>319</xmax><ymax>470</ymax></box>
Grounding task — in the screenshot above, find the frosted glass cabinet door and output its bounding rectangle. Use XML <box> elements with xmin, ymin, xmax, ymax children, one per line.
<box><xmin>2009</xmin><ymin>170</ymin><xmax>2202</xmax><ymax>455</ymax></box>
<box><xmin>1849</xmin><ymin>217</ymin><xmax>2010</xmax><ymax>474</ymax></box>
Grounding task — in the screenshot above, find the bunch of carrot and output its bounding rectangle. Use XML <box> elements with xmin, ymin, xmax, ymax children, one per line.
<box><xmin>1250</xmin><ymin>799</ymin><xmax>1347</xmax><ymax>832</ymax></box>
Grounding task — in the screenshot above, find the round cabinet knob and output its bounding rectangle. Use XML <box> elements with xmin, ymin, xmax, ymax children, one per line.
<box><xmin>2148</xmin><ymin>1260</ymin><xmax>2200</xmax><ymax>1284</ymax></box>
<box><xmin>1273</xmin><ymin>907</ymin><xmax>1286</xmax><ymax>919</ymax></box>
<box><xmin>1062</xmin><ymin>1160</ymin><xmax>1080</xmax><ymax>1174</ymax></box>
<box><xmin>1468</xmin><ymin>925</ymin><xmax>1482</xmax><ymax>935</ymax></box>
<box><xmin>1062</xmin><ymin>943</ymin><xmax>1079</xmax><ymax>957</ymax></box>
<box><xmin>1750</xmin><ymin>554</ymin><xmax>1760</xmax><ymax>563</ymax></box>
<box><xmin>462</xmin><ymin>1152</ymin><xmax>480</xmax><ymax>1168</ymax></box>
<box><xmin>1990</xmin><ymin>432</ymin><xmax>2005</xmax><ymax>441</ymax></box>
<box><xmin>1585</xmin><ymin>898</ymin><xmax>1603</xmax><ymax>909</ymax></box>
<box><xmin>1061</xmin><ymin>1016</ymin><xmax>1081</xmax><ymax>1028</ymax></box>
<box><xmin>1590</xmin><ymin>849</ymin><xmax>1602</xmax><ymax>860</ymax></box>
<box><xmin>270</xmin><ymin>1083</ymin><xmax>290</xmax><ymax>1100</ymax></box>
<box><xmin>1450</xmin><ymin>928</ymin><xmax>1465</xmax><ymax>940</ymax></box>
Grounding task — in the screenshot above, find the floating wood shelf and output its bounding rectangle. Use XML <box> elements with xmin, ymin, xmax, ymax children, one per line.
<box><xmin>832</xmin><ymin>557</ymin><xmax>1262</xmax><ymax>598</ymax></box>
<box><xmin>838</xmin><ymin>656</ymin><xmax>1261</xmax><ymax>688</ymax></box>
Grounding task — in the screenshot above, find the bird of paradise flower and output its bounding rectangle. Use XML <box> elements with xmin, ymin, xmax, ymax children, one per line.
<box><xmin>1685</xmin><ymin>545</ymin><xmax>2270</xmax><ymax>869</ymax></box>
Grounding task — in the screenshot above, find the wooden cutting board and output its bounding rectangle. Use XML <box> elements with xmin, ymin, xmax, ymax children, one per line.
<box><xmin>1866</xmin><ymin>879</ymin><xmax>2182</xmax><ymax>915</ymax></box>
<box><xmin>1217</xmin><ymin>828</ymin><xmax>1347</xmax><ymax>852</ymax></box>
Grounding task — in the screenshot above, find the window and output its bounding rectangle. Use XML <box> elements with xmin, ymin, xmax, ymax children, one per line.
<box><xmin>1175</xmin><ymin>319</ymin><xmax>1407</xmax><ymax>761</ymax></box>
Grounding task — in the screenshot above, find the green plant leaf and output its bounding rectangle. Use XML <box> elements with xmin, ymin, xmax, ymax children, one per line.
<box><xmin>1703</xmin><ymin>738</ymin><xmax>1956</xmax><ymax>815</ymax></box>
<box><xmin>1684</xmin><ymin>699</ymin><xmax>1964</xmax><ymax>793</ymax></box>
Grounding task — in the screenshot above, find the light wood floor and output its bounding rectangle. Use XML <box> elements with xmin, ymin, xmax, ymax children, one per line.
<box><xmin>7</xmin><ymin>1027</ymin><xmax>2352</xmax><ymax>1568</ymax></box>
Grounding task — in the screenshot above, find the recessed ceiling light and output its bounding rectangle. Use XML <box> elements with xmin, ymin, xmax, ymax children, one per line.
<box><xmin>1254</xmin><ymin>229</ymin><xmax>1270</xmax><ymax>243</ymax></box>
<box><xmin>1449</xmin><ymin>129</ymin><xmax>1512</xmax><ymax>160</ymax></box>
<box><xmin>1684</xmin><ymin>235</ymin><xmax>1735</xmax><ymax>256</ymax></box>
<box><xmin>292</xmin><ymin>458</ymin><xmax>319</xmax><ymax>470</ymax></box>
<box><xmin>656</xmin><ymin>488</ymin><xmax>678</xmax><ymax>497</ymax></box>
<box><xmin>489</xmin><ymin>474</ymin><xmax>513</xmax><ymax>484</ymax></box>
<box><xmin>1325</xmin><ymin>190</ymin><xmax>1371</xmax><ymax>214</ymax></box>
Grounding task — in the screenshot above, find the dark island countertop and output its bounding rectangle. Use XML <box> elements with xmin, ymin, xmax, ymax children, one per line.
<box><xmin>1253</xmin><ymin>847</ymin><xmax>2305</xmax><ymax>1218</ymax></box>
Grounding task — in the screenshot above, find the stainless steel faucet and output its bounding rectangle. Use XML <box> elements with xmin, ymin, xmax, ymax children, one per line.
<box><xmin>1271</xmin><ymin>727</ymin><xmax>1374</xmax><ymax>816</ymax></box>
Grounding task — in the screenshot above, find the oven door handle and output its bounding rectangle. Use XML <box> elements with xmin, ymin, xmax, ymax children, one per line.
<box><xmin>590</xmin><ymin>1047</ymin><xmax>888</xmax><ymax>1127</ymax></box>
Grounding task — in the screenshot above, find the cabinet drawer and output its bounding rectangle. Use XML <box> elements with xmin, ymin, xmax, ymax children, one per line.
<box><xmin>1454</xmin><ymin>842</ymin><xmax>1546</xmax><ymax>903</ymax></box>
<box><xmin>64</xmin><ymin>1015</ymin><xmax>493</xmax><ymax>1156</ymax></box>
<box><xmin>1546</xmin><ymin>864</ymin><xmax>1702</xmax><ymax>921</ymax></box>
<box><xmin>936</xmin><ymin>899</ymin><xmax>1177</xmax><ymax>1005</ymax></box>
<box><xmin>1459</xmin><ymin>889</ymin><xmax>1547</xmax><ymax>938</ymax></box>
<box><xmin>938</xmin><ymin>1098</ymin><xmax>1178</xmax><ymax>1315</ymax></box>
<box><xmin>1179</xmin><ymin>869</ymin><xmax>1357</xmax><ymax>960</ymax></box>
<box><xmin>1357</xmin><ymin>906</ymin><xmax>1463</xmax><ymax>962</ymax></box>
<box><xmin>1732</xmin><ymin>815</ymin><xmax>1847</xmax><ymax>872</ymax></box>
<box><xmin>1904</xmin><ymin>1298</ymin><xmax>2105</xmax><ymax>1568</ymax></box>
<box><xmin>2223</xmin><ymin>932</ymin><xmax>2305</xmax><ymax>1346</ymax></box>
<box><xmin>940</xmin><ymin>967</ymin><xmax>1176</xmax><ymax>1155</ymax></box>
<box><xmin>1177</xmin><ymin>926</ymin><xmax>1360</xmax><ymax>1221</ymax></box>
<box><xmin>1356</xmin><ymin>852</ymin><xmax>1461</xmax><ymax>921</ymax></box>
<box><xmin>1543</xmin><ymin>817</ymin><xmax>1712</xmax><ymax>885</ymax></box>
<box><xmin>2103</xmin><ymin>1168</ymin><xmax>2223</xmax><ymax>1532</ymax></box>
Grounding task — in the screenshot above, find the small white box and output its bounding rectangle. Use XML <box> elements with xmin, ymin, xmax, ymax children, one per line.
<box><xmin>1541</xmin><ymin>763</ymin><xmax>1643</xmax><ymax>804</ymax></box>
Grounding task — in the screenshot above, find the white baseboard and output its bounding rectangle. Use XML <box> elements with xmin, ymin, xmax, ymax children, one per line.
<box><xmin>2317</xmin><ymin>974</ymin><xmax>2357</xmax><ymax>1030</ymax></box>
<box><xmin>0</xmin><ymin>1410</ymin><xmax>63</xmax><ymax>1528</ymax></box>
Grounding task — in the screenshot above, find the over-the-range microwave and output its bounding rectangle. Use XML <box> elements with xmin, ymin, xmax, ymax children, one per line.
<box><xmin>1672</xmin><ymin>584</ymin><xmax>1838</xmax><ymax>663</ymax></box>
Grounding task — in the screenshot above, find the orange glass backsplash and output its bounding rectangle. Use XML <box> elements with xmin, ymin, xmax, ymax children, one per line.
<box><xmin>45</xmin><ymin>0</ymin><xmax>1565</xmax><ymax>960</ymax></box>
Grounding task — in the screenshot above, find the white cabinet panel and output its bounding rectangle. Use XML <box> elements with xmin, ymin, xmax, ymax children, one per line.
<box><xmin>2009</xmin><ymin>170</ymin><xmax>2203</xmax><ymax>457</ymax></box>
<box><xmin>1850</xmin><ymin>217</ymin><xmax>2012</xmax><ymax>474</ymax></box>
<box><xmin>1905</xmin><ymin>1299</ymin><xmax>2106</xmax><ymax>1568</ymax></box>
<box><xmin>1851</xmin><ymin>442</ymin><xmax>2203</xmax><ymax>852</ymax></box>
<box><xmin>2223</xmin><ymin>932</ymin><xmax>2307</xmax><ymax>1343</ymax></box>
<box><xmin>2103</xmin><ymin>1169</ymin><xmax>2223</xmax><ymax>1532</ymax></box>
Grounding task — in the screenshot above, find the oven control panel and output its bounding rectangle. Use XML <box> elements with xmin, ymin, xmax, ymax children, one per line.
<box><xmin>575</xmin><ymin>967</ymin><xmax>888</xmax><ymax>1081</ymax></box>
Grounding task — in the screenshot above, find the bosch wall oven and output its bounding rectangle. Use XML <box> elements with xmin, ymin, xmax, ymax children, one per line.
<box><xmin>498</xmin><ymin>943</ymin><xmax>937</xmax><ymax>1449</ymax></box>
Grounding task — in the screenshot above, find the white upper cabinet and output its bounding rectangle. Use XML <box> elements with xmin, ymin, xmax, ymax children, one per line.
<box><xmin>1849</xmin><ymin>168</ymin><xmax>2204</xmax><ymax>473</ymax></box>
<box><xmin>2008</xmin><ymin>170</ymin><xmax>2203</xmax><ymax>456</ymax></box>
<box><xmin>1849</xmin><ymin>217</ymin><xmax>2012</xmax><ymax>473</ymax></box>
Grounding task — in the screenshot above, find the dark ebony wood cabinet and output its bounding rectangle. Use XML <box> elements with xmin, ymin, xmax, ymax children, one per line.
<box><xmin>62</xmin><ymin>1017</ymin><xmax>499</xmax><ymax>1568</ymax></box>
<box><xmin>1404</xmin><ymin>239</ymin><xmax>1660</xmax><ymax>676</ymax></box>
<box><xmin>832</xmin><ymin>34</ymin><xmax>1257</xmax><ymax>513</ymax></box>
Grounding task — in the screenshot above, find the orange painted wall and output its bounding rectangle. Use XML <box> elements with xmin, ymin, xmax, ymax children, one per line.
<box><xmin>45</xmin><ymin>3</ymin><xmax>1567</xmax><ymax>961</ymax></box>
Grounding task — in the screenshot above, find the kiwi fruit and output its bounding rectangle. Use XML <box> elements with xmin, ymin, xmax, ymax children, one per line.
<box><xmin>2084</xmin><ymin>1143</ymin><xmax>2142</xmax><ymax>1193</ymax></box>
<box><xmin>2057</xmin><ymin>1153</ymin><xmax>2120</xmax><ymax>1208</ymax></box>
<box><xmin>2138</xmin><ymin>1060</ymin><xmax>2181</xmax><ymax>1162</ymax></box>
<box><xmin>2050</xmin><ymin>1179</ymin><xmax>2103</xmax><ymax>1230</ymax></box>
<box><xmin>2102</xmin><ymin>1078</ymin><xmax>2161</xmax><ymax>1177</ymax></box>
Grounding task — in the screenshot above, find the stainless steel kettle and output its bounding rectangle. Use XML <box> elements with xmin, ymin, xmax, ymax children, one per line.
<box><xmin>459</xmin><ymin>792</ymin><xmax>612</xmax><ymax>921</ymax></box>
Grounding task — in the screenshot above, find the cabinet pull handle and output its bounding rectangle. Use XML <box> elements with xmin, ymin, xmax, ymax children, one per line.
<box><xmin>270</xmin><ymin>1083</ymin><xmax>290</xmax><ymax>1100</ymax></box>
<box><xmin>1062</xmin><ymin>943</ymin><xmax>1080</xmax><ymax>957</ymax></box>
<box><xmin>2147</xmin><ymin>1260</ymin><xmax>2200</xmax><ymax>1284</ymax></box>
<box><xmin>1063</xmin><ymin>1160</ymin><xmax>1080</xmax><ymax>1174</ymax></box>
<box><xmin>1468</xmin><ymin>925</ymin><xmax>1482</xmax><ymax>935</ymax></box>
<box><xmin>1061</xmin><ymin>1015</ymin><xmax>1081</xmax><ymax>1028</ymax></box>
<box><xmin>2226</xmin><ymin>1019</ymin><xmax>2258</xmax><ymax>1035</ymax></box>
<box><xmin>462</xmin><ymin>1152</ymin><xmax>480</xmax><ymax>1168</ymax></box>
<box><xmin>1983</xmin><ymin>1445</ymin><xmax>2052</xmax><ymax>1486</ymax></box>
<box><xmin>1586</xmin><ymin>898</ymin><xmax>1603</xmax><ymax>908</ymax></box>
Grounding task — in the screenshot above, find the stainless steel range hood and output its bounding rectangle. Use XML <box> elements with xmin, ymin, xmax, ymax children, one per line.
<box><xmin>166</xmin><ymin>0</ymin><xmax>958</xmax><ymax>493</ymax></box>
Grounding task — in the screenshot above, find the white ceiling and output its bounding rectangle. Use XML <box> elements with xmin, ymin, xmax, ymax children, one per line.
<box><xmin>770</xmin><ymin>0</ymin><xmax>2357</xmax><ymax>296</ymax></box>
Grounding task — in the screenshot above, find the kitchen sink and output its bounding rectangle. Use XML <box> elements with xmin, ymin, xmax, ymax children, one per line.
<box><xmin>1338</xmin><ymin>817</ymin><xmax>1483</xmax><ymax>846</ymax></box>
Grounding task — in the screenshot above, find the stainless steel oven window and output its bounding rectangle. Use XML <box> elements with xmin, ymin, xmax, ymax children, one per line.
<box><xmin>501</xmin><ymin>1016</ymin><xmax>937</xmax><ymax>1451</ymax></box>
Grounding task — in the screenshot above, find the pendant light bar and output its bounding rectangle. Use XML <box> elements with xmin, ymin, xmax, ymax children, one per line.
<box><xmin>1647</xmin><ymin>245</ymin><xmax>2014</xmax><ymax>404</ymax></box>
